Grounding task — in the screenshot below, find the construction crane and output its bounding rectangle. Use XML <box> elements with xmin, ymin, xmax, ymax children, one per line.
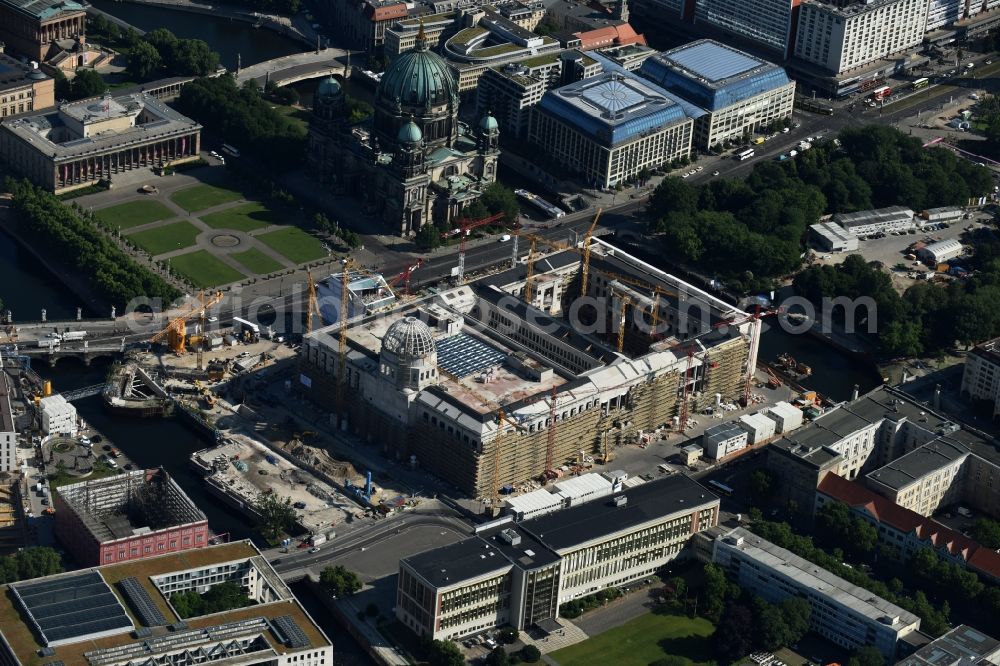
<box><xmin>712</xmin><ymin>305</ymin><xmax>781</xmax><ymax>405</ymax></box>
<box><xmin>387</xmin><ymin>259</ymin><xmax>423</xmax><ymax>297</ymax></box>
<box><xmin>544</xmin><ymin>384</ymin><xmax>557</xmax><ymax>475</ymax></box>
<box><xmin>306</xmin><ymin>272</ymin><xmax>320</xmax><ymax>336</ymax></box>
<box><xmin>336</xmin><ymin>258</ymin><xmax>355</xmax><ymax>426</ymax></box>
<box><xmin>523</xmin><ymin>237</ymin><xmax>538</xmax><ymax>305</ymax></box>
<box><xmin>441</xmin><ymin>212</ymin><xmax>505</xmax><ymax>284</ymax></box>
<box><xmin>678</xmin><ymin>347</ymin><xmax>695</xmax><ymax>432</ymax></box>
<box><xmin>579</xmin><ymin>208</ymin><xmax>602</xmax><ymax>298</ymax></box>
<box><xmin>150</xmin><ymin>291</ymin><xmax>224</xmax><ymax>353</ymax></box>
<box><xmin>616</xmin><ymin>294</ymin><xmax>631</xmax><ymax>353</ymax></box>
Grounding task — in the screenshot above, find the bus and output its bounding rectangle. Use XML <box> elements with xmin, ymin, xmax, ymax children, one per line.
<box><xmin>912</xmin><ymin>77</ymin><xmax>930</xmax><ymax>90</ymax></box>
<box><xmin>871</xmin><ymin>85</ymin><xmax>892</xmax><ymax>101</ymax></box>
<box><xmin>221</xmin><ymin>143</ymin><xmax>241</xmax><ymax>158</ymax></box>
<box><xmin>737</xmin><ymin>148</ymin><xmax>755</xmax><ymax>161</ymax></box>
<box><xmin>707</xmin><ymin>480</ymin><xmax>734</xmax><ymax>496</ymax></box>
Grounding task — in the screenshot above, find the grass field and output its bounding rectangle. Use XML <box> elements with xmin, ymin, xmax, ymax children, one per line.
<box><xmin>168</xmin><ymin>250</ymin><xmax>245</xmax><ymax>288</ymax></box>
<box><xmin>232</xmin><ymin>247</ymin><xmax>285</xmax><ymax>274</ymax></box>
<box><xmin>201</xmin><ymin>202</ymin><xmax>277</xmax><ymax>232</ymax></box>
<box><xmin>549</xmin><ymin>614</ymin><xmax>715</xmax><ymax>666</ymax></box>
<box><xmin>127</xmin><ymin>220</ymin><xmax>202</xmax><ymax>255</ymax></box>
<box><xmin>170</xmin><ymin>184</ymin><xmax>242</xmax><ymax>212</ymax></box>
<box><xmin>96</xmin><ymin>200</ymin><xmax>175</xmax><ymax>231</ymax></box>
<box><xmin>256</xmin><ymin>228</ymin><xmax>327</xmax><ymax>264</ymax></box>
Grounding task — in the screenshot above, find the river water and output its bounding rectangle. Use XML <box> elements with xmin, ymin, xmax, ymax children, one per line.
<box><xmin>88</xmin><ymin>0</ymin><xmax>306</xmax><ymax>68</ymax></box>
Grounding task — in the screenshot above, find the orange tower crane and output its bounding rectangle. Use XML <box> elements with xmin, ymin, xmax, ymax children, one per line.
<box><xmin>579</xmin><ymin>208</ymin><xmax>602</xmax><ymax>298</ymax></box>
<box><xmin>150</xmin><ymin>291</ymin><xmax>223</xmax><ymax>354</ymax></box>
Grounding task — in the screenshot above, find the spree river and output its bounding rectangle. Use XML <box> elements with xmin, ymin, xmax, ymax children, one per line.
<box><xmin>88</xmin><ymin>0</ymin><xmax>306</xmax><ymax>68</ymax></box>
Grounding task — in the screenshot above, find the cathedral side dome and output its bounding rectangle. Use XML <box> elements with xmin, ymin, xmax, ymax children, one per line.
<box><xmin>316</xmin><ymin>76</ymin><xmax>342</xmax><ymax>98</ymax></box>
<box><xmin>398</xmin><ymin>120</ymin><xmax>423</xmax><ymax>144</ymax></box>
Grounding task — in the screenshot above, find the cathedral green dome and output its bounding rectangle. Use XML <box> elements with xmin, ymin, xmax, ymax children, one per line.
<box><xmin>397</xmin><ymin>120</ymin><xmax>423</xmax><ymax>144</ymax></box>
<box><xmin>376</xmin><ymin>39</ymin><xmax>458</xmax><ymax>109</ymax></box>
<box><xmin>479</xmin><ymin>113</ymin><xmax>499</xmax><ymax>132</ymax></box>
<box><xmin>316</xmin><ymin>76</ymin><xmax>342</xmax><ymax>98</ymax></box>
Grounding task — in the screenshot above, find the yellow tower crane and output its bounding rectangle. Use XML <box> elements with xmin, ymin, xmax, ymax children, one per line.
<box><xmin>579</xmin><ymin>208</ymin><xmax>602</xmax><ymax>298</ymax></box>
<box><xmin>336</xmin><ymin>259</ymin><xmax>355</xmax><ymax>426</ymax></box>
<box><xmin>150</xmin><ymin>291</ymin><xmax>224</xmax><ymax>354</ymax></box>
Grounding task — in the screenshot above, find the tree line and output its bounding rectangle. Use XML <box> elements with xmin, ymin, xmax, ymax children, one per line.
<box><xmin>176</xmin><ymin>76</ymin><xmax>307</xmax><ymax>171</ymax></box>
<box><xmin>0</xmin><ymin>547</ymin><xmax>62</xmax><ymax>584</ymax></box>
<box><xmin>647</xmin><ymin>125</ymin><xmax>992</xmax><ymax>293</ymax></box>
<box><xmin>7</xmin><ymin>179</ymin><xmax>181</xmax><ymax>309</ymax></box>
<box><xmin>129</xmin><ymin>28</ymin><xmax>220</xmax><ymax>81</ymax></box>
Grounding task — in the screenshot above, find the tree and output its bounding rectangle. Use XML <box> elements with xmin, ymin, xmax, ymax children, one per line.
<box><xmin>426</xmin><ymin>639</ymin><xmax>464</xmax><ymax>666</ymax></box>
<box><xmin>750</xmin><ymin>469</ymin><xmax>775</xmax><ymax>501</ymax></box>
<box><xmin>753</xmin><ymin>597</ymin><xmax>791</xmax><ymax>651</ymax></box>
<box><xmin>11</xmin><ymin>547</ymin><xmax>62</xmax><ymax>581</ymax></box>
<box><xmin>170</xmin><ymin>582</ymin><xmax>249</xmax><ymax>618</ymax></box>
<box><xmin>477</xmin><ymin>183</ymin><xmax>520</xmax><ymax>225</ymax></box>
<box><xmin>650</xmin><ymin>657</ymin><xmax>689</xmax><ymax>666</ymax></box>
<box><xmin>127</xmin><ymin>40</ymin><xmax>163</xmax><ymax>81</ymax></box>
<box><xmin>847</xmin><ymin>646</ymin><xmax>885</xmax><ymax>666</ymax></box>
<box><xmin>69</xmin><ymin>69</ymin><xmax>107</xmax><ymax>100</ymax></box>
<box><xmin>319</xmin><ymin>565</ymin><xmax>362</xmax><ymax>597</ymax></box>
<box><xmin>497</xmin><ymin>626</ymin><xmax>519</xmax><ymax>644</ymax></box>
<box><xmin>415</xmin><ymin>223</ymin><xmax>441</xmax><ymax>251</ymax></box>
<box><xmin>714</xmin><ymin>603</ymin><xmax>755</xmax><ymax>661</ymax></box>
<box><xmin>779</xmin><ymin>597</ymin><xmax>811</xmax><ymax>645</ymax></box>
<box><xmin>485</xmin><ymin>646</ymin><xmax>509</xmax><ymax>666</ymax></box>
<box><xmin>971</xmin><ymin>519</ymin><xmax>1000</xmax><ymax>549</ymax></box>
<box><xmin>700</xmin><ymin>563</ymin><xmax>730</xmax><ymax>623</ymax></box>
<box><xmin>521</xmin><ymin>645</ymin><xmax>541</xmax><ymax>663</ymax></box>
<box><xmin>169</xmin><ymin>38</ymin><xmax>220</xmax><ymax>76</ymax></box>
<box><xmin>254</xmin><ymin>491</ymin><xmax>296</xmax><ymax>543</ymax></box>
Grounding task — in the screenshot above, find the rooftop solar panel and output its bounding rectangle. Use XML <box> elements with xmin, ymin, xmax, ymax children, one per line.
<box><xmin>12</xmin><ymin>572</ymin><xmax>133</xmax><ymax>646</ymax></box>
<box><xmin>118</xmin><ymin>577</ymin><xmax>168</xmax><ymax>627</ymax></box>
<box><xmin>436</xmin><ymin>333</ymin><xmax>507</xmax><ymax>378</ymax></box>
<box><xmin>270</xmin><ymin>615</ymin><xmax>310</xmax><ymax>648</ymax></box>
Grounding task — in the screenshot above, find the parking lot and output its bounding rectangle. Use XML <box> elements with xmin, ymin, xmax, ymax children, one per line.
<box><xmin>811</xmin><ymin>213</ymin><xmax>990</xmax><ymax>292</ymax></box>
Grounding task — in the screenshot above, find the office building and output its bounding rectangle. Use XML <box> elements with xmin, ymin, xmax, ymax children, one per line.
<box><xmin>810</xmin><ymin>222</ymin><xmax>859</xmax><ymax>253</ymax></box>
<box><xmin>0</xmin><ymin>0</ymin><xmax>86</xmax><ymax>62</ymax></box>
<box><xmin>638</xmin><ymin>40</ymin><xmax>795</xmax><ymax>150</ymax></box>
<box><xmin>768</xmin><ymin>385</ymin><xmax>1000</xmax><ymax>520</ymax></box>
<box><xmin>476</xmin><ymin>51</ymin><xmax>601</xmax><ymax>141</ymax></box>
<box><xmin>322</xmin><ymin>0</ymin><xmax>407</xmax><ymax>53</ymax></box>
<box><xmin>0</xmin><ymin>92</ymin><xmax>201</xmax><ymax>194</ymax></box>
<box><xmin>529</xmin><ymin>70</ymin><xmax>695</xmax><ymax>188</ymax></box>
<box><xmin>693</xmin><ymin>0</ymin><xmax>801</xmax><ymax>58</ymax></box>
<box><xmin>793</xmin><ymin>0</ymin><xmax>929</xmax><ymax>76</ymax></box>
<box><xmin>703</xmin><ymin>421</ymin><xmax>749</xmax><ymax>459</ymax></box>
<box><xmin>817</xmin><ymin>473</ymin><xmax>1000</xmax><ymax>584</ymax></box>
<box><xmin>961</xmin><ymin>337</ymin><xmax>1000</xmax><ymax>419</ymax></box>
<box><xmin>918</xmin><ymin>239</ymin><xmax>964</xmax><ymax>264</ymax></box>
<box><xmin>921</xmin><ymin>206</ymin><xmax>964</xmax><ymax>224</ymax></box>
<box><xmin>831</xmin><ymin>206</ymin><xmax>916</xmax><ymax>236</ymax></box>
<box><xmin>713</xmin><ymin>527</ymin><xmax>921</xmax><ymax>658</ymax></box>
<box><xmin>39</xmin><ymin>394</ymin><xmax>76</xmax><ymax>436</ymax></box>
<box><xmin>306</xmin><ymin>29</ymin><xmax>500</xmax><ymax>236</ymax></box>
<box><xmin>866</xmin><ymin>440</ymin><xmax>969</xmax><ymax>516</ymax></box>
<box><xmin>299</xmin><ymin>238</ymin><xmax>758</xmax><ymax>498</ymax></box>
<box><xmin>899</xmin><ymin>625</ymin><xmax>1000</xmax><ymax>666</ymax></box>
<box><xmin>396</xmin><ymin>475</ymin><xmax>720</xmax><ymax>639</ymax></box>
<box><xmin>0</xmin><ymin>372</ymin><xmax>15</xmax><ymax>473</ymax></box>
<box><xmin>54</xmin><ymin>468</ymin><xmax>209</xmax><ymax>566</ymax></box>
<box><xmin>925</xmin><ymin>0</ymin><xmax>964</xmax><ymax>30</ymax></box>
<box><xmin>0</xmin><ymin>53</ymin><xmax>55</xmax><ymax>119</ymax></box>
<box><xmin>0</xmin><ymin>541</ymin><xmax>333</xmax><ymax>666</ymax></box>
<box><xmin>572</xmin><ymin>23</ymin><xmax>647</xmax><ymax>50</ymax></box>
<box><xmin>597</xmin><ymin>43</ymin><xmax>657</xmax><ymax>70</ymax></box>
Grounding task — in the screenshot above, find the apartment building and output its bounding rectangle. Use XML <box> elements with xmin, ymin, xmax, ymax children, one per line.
<box><xmin>713</xmin><ymin>527</ymin><xmax>921</xmax><ymax>658</ymax></box>
<box><xmin>638</xmin><ymin>40</ymin><xmax>795</xmax><ymax>150</ymax></box>
<box><xmin>693</xmin><ymin>0</ymin><xmax>801</xmax><ymax>58</ymax></box>
<box><xmin>794</xmin><ymin>0</ymin><xmax>929</xmax><ymax>75</ymax></box>
<box><xmin>397</xmin><ymin>475</ymin><xmax>720</xmax><ymax>639</ymax></box>
<box><xmin>866</xmin><ymin>439</ymin><xmax>969</xmax><ymax>516</ymax></box>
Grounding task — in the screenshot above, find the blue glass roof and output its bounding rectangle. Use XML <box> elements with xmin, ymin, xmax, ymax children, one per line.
<box><xmin>537</xmin><ymin>69</ymin><xmax>697</xmax><ymax>146</ymax></box>
<box><xmin>639</xmin><ymin>39</ymin><xmax>791</xmax><ymax>112</ymax></box>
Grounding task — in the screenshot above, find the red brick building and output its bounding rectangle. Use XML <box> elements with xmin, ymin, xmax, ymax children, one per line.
<box><xmin>54</xmin><ymin>467</ymin><xmax>210</xmax><ymax>566</ymax></box>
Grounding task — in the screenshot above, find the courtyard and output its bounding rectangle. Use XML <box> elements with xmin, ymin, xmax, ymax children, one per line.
<box><xmin>89</xmin><ymin>177</ymin><xmax>330</xmax><ymax>288</ymax></box>
<box><xmin>549</xmin><ymin>613</ymin><xmax>715</xmax><ymax>666</ymax></box>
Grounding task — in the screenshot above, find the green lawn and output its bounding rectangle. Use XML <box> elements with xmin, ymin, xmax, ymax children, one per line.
<box><xmin>168</xmin><ymin>250</ymin><xmax>245</xmax><ymax>288</ymax></box>
<box><xmin>170</xmin><ymin>184</ymin><xmax>243</xmax><ymax>212</ymax></box>
<box><xmin>127</xmin><ymin>220</ymin><xmax>202</xmax><ymax>255</ymax></box>
<box><xmin>549</xmin><ymin>614</ymin><xmax>715</xmax><ymax>666</ymax></box>
<box><xmin>96</xmin><ymin>200</ymin><xmax>175</xmax><ymax>231</ymax></box>
<box><xmin>255</xmin><ymin>228</ymin><xmax>327</xmax><ymax>264</ymax></box>
<box><xmin>232</xmin><ymin>247</ymin><xmax>285</xmax><ymax>274</ymax></box>
<box><xmin>201</xmin><ymin>202</ymin><xmax>277</xmax><ymax>232</ymax></box>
